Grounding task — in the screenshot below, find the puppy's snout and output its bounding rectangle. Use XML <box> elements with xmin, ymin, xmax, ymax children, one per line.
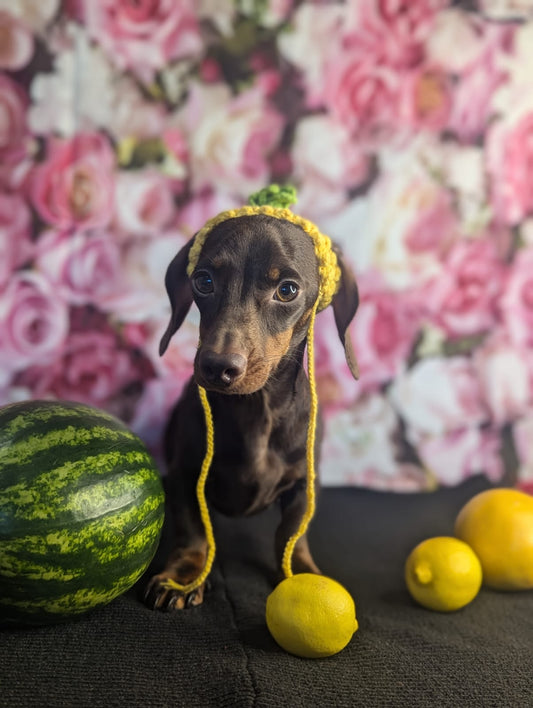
<box><xmin>199</xmin><ymin>350</ymin><xmax>247</xmax><ymax>388</ymax></box>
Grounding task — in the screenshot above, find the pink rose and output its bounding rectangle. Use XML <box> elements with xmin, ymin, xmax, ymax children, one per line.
<box><xmin>346</xmin><ymin>0</ymin><xmax>446</xmax><ymax>69</ymax></box>
<box><xmin>425</xmin><ymin>11</ymin><xmax>511</xmax><ymax>141</ymax></box>
<box><xmin>162</xmin><ymin>128</ymin><xmax>189</xmax><ymax>164</ymax></box>
<box><xmin>350</xmin><ymin>274</ymin><xmax>421</xmax><ymax>392</ymax></box>
<box><xmin>399</xmin><ymin>66</ymin><xmax>452</xmax><ymax>132</ymax></box>
<box><xmin>31</xmin><ymin>132</ymin><xmax>115</xmax><ymax>230</ymax></box>
<box><xmin>402</xmin><ymin>189</ymin><xmax>457</xmax><ymax>260</ymax></box>
<box><xmin>474</xmin><ymin>332</ymin><xmax>531</xmax><ymax>426</ymax></box>
<box><xmin>19</xmin><ymin>327</ymin><xmax>149</xmax><ymax>409</ymax></box>
<box><xmin>0</xmin><ymin>74</ymin><xmax>30</xmax><ymax>174</ymax></box>
<box><xmin>416</xmin><ymin>427</ymin><xmax>503</xmax><ymax>486</ymax></box>
<box><xmin>0</xmin><ymin>191</ymin><xmax>33</xmax><ymax>288</ymax></box>
<box><xmin>324</xmin><ymin>51</ymin><xmax>401</xmax><ymax>139</ymax></box>
<box><xmin>35</xmin><ymin>230</ymin><xmax>122</xmax><ymax>307</ymax></box>
<box><xmin>178</xmin><ymin>83</ymin><xmax>284</xmax><ymax>195</ymax></box>
<box><xmin>0</xmin><ymin>272</ymin><xmax>68</xmax><ymax>374</ymax></box>
<box><xmin>82</xmin><ymin>0</ymin><xmax>202</xmax><ymax>82</ymax></box>
<box><xmin>0</xmin><ymin>10</ymin><xmax>34</xmax><ymax>70</ymax></box>
<box><xmin>486</xmin><ymin>112</ymin><xmax>533</xmax><ymax>225</ymax></box>
<box><xmin>114</xmin><ymin>169</ymin><xmax>175</xmax><ymax>238</ymax></box>
<box><xmin>500</xmin><ymin>248</ymin><xmax>533</xmax><ymax>348</ymax></box>
<box><xmin>423</xmin><ymin>238</ymin><xmax>506</xmax><ymax>338</ymax></box>
<box><xmin>447</xmin><ymin>25</ymin><xmax>510</xmax><ymax>142</ymax></box>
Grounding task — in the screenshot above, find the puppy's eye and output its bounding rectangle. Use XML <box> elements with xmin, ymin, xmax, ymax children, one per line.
<box><xmin>193</xmin><ymin>271</ymin><xmax>214</xmax><ymax>295</ymax></box>
<box><xmin>274</xmin><ymin>281</ymin><xmax>299</xmax><ymax>302</ymax></box>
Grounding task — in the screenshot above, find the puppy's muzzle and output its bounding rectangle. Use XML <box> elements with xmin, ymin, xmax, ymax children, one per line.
<box><xmin>198</xmin><ymin>350</ymin><xmax>247</xmax><ymax>390</ymax></box>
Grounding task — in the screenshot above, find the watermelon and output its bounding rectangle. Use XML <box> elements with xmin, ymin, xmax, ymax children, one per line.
<box><xmin>0</xmin><ymin>400</ymin><xmax>165</xmax><ymax>626</ymax></box>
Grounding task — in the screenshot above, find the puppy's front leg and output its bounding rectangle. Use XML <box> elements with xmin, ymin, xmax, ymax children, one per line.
<box><xmin>144</xmin><ymin>476</ymin><xmax>208</xmax><ymax>611</ymax></box>
<box><xmin>275</xmin><ymin>476</ymin><xmax>321</xmax><ymax>579</ymax></box>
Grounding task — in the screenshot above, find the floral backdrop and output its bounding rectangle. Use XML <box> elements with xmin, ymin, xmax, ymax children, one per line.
<box><xmin>2</xmin><ymin>0</ymin><xmax>533</xmax><ymax>492</ymax></box>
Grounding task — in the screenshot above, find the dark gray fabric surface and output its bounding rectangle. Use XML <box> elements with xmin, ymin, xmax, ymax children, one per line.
<box><xmin>2</xmin><ymin>476</ymin><xmax>533</xmax><ymax>707</ymax></box>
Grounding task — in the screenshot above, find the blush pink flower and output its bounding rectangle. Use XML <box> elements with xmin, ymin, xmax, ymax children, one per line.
<box><xmin>277</xmin><ymin>3</ymin><xmax>345</xmax><ymax>108</ymax></box>
<box><xmin>320</xmin><ymin>393</ymin><xmax>404</xmax><ymax>487</ymax></box>
<box><xmin>0</xmin><ymin>10</ymin><xmax>34</xmax><ymax>70</ymax></box>
<box><xmin>35</xmin><ymin>230</ymin><xmax>122</xmax><ymax>307</ymax></box>
<box><xmin>513</xmin><ymin>414</ymin><xmax>533</xmax><ymax>493</ymax></box>
<box><xmin>19</xmin><ymin>328</ymin><xmax>144</xmax><ymax>407</ymax></box>
<box><xmin>114</xmin><ymin>169</ymin><xmax>175</xmax><ymax>238</ymax></box>
<box><xmin>324</xmin><ymin>52</ymin><xmax>401</xmax><ymax>139</ymax></box>
<box><xmin>0</xmin><ymin>191</ymin><xmax>33</xmax><ymax>288</ymax></box>
<box><xmin>345</xmin><ymin>0</ymin><xmax>447</xmax><ymax>68</ymax></box>
<box><xmin>178</xmin><ymin>83</ymin><xmax>284</xmax><ymax>195</ymax></box>
<box><xmin>82</xmin><ymin>0</ymin><xmax>202</xmax><ymax>82</ymax></box>
<box><xmin>291</xmin><ymin>114</ymin><xmax>371</xmax><ymax>218</ymax></box>
<box><xmin>342</xmin><ymin>165</ymin><xmax>458</xmax><ymax>291</ymax></box>
<box><xmin>31</xmin><ymin>132</ymin><xmax>115</xmax><ymax>230</ymax></box>
<box><xmin>0</xmin><ymin>272</ymin><xmax>69</xmax><ymax>374</ymax></box>
<box><xmin>473</xmin><ymin>332</ymin><xmax>532</xmax><ymax>426</ymax></box>
<box><xmin>486</xmin><ymin>112</ymin><xmax>533</xmax><ymax>225</ymax></box>
<box><xmin>389</xmin><ymin>356</ymin><xmax>488</xmax><ymax>438</ymax></box>
<box><xmin>350</xmin><ymin>273</ymin><xmax>421</xmax><ymax>392</ymax></box>
<box><xmin>0</xmin><ymin>74</ymin><xmax>30</xmax><ymax>175</ymax></box>
<box><xmin>416</xmin><ymin>427</ymin><xmax>503</xmax><ymax>486</ymax></box>
<box><xmin>399</xmin><ymin>66</ymin><xmax>452</xmax><ymax>132</ymax></box>
<box><xmin>423</xmin><ymin>238</ymin><xmax>506</xmax><ymax>338</ymax></box>
<box><xmin>102</xmin><ymin>231</ymin><xmax>186</xmax><ymax>323</ymax></box>
<box><xmin>176</xmin><ymin>192</ymin><xmax>241</xmax><ymax>239</ymax></box>
<box><xmin>448</xmin><ymin>27</ymin><xmax>510</xmax><ymax>143</ymax></box>
<box><xmin>500</xmin><ymin>248</ymin><xmax>533</xmax><ymax>348</ymax></box>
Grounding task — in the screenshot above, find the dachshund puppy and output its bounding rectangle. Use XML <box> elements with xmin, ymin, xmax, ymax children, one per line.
<box><xmin>144</xmin><ymin>213</ymin><xmax>358</xmax><ymax>610</ymax></box>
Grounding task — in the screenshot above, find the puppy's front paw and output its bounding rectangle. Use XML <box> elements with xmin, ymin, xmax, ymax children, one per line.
<box><xmin>143</xmin><ymin>573</ymin><xmax>208</xmax><ymax>611</ymax></box>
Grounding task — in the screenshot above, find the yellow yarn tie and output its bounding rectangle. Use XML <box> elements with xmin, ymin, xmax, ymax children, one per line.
<box><xmin>281</xmin><ymin>295</ymin><xmax>320</xmax><ymax>579</ymax></box>
<box><xmin>160</xmin><ymin>385</ymin><xmax>216</xmax><ymax>594</ymax></box>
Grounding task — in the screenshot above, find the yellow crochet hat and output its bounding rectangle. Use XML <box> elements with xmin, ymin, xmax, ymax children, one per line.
<box><xmin>187</xmin><ymin>185</ymin><xmax>341</xmax><ymax>312</ymax></box>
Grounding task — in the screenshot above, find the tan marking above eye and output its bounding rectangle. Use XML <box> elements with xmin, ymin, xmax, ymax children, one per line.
<box><xmin>268</xmin><ymin>267</ymin><xmax>280</xmax><ymax>281</ymax></box>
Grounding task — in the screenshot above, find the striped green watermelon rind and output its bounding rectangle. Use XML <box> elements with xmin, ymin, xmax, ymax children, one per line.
<box><xmin>0</xmin><ymin>400</ymin><xmax>165</xmax><ymax>626</ymax></box>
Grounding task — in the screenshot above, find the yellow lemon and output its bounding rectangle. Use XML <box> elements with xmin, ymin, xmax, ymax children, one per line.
<box><xmin>265</xmin><ymin>574</ymin><xmax>358</xmax><ymax>658</ymax></box>
<box><xmin>405</xmin><ymin>536</ymin><xmax>482</xmax><ymax>612</ymax></box>
<box><xmin>454</xmin><ymin>488</ymin><xmax>533</xmax><ymax>590</ymax></box>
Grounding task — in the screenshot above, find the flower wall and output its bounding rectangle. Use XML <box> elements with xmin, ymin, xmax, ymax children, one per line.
<box><xmin>2</xmin><ymin>0</ymin><xmax>533</xmax><ymax>492</ymax></box>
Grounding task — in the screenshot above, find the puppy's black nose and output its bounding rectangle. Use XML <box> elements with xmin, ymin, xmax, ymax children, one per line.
<box><xmin>199</xmin><ymin>351</ymin><xmax>247</xmax><ymax>388</ymax></box>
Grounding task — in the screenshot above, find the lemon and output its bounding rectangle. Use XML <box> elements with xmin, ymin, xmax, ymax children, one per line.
<box><xmin>405</xmin><ymin>536</ymin><xmax>482</xmax><ymax>612</ymax></box>
<box><xmin>265</xmin><ymin>574</ymin><xmax>358</xmax><ymax>658</ymax></box>
<box><xmin>454</xmin><ymin>488</ymin><xmax>533</xmax><ymax>590</ymax></box>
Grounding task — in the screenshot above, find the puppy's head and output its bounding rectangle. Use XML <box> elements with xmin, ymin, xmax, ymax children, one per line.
<box><xmin>160</xmin><ymin>212</ymin><xmax>359</xmax><ymax>395</ymax></box>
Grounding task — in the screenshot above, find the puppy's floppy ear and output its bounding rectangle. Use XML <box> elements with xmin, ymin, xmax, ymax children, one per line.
<box><xmin>159</xmin><ymin>238</ymin><xmax>195</xmax><ymax>356</ymax></box>
<box><xmin>331</xmin><ymin>246</ymin><xmax>360</xmax><ymax>380</ymax></box>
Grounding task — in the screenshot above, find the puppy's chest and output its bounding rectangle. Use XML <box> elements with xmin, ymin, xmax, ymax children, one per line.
<box><xmin>207</xmin><ymin>393</ymin><xmax>308</xmax><ymax>515</ymax></box>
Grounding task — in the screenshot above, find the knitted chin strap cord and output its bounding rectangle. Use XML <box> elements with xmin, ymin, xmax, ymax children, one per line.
<box><xmin>162</xmin><ymin>185</ymin><xmax>341</xmax><ymax>594</ymax></box>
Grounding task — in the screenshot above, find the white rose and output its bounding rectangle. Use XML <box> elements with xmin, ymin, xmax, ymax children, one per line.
<box><xmin>388</xmin><ymin>357</ymin><xmax>488</xmax><ymax>440</ymax></box>
<box><xmin>0</xmin><ymin>0</ymin><xmax>59</xmax><ymax>32</ymax></box>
